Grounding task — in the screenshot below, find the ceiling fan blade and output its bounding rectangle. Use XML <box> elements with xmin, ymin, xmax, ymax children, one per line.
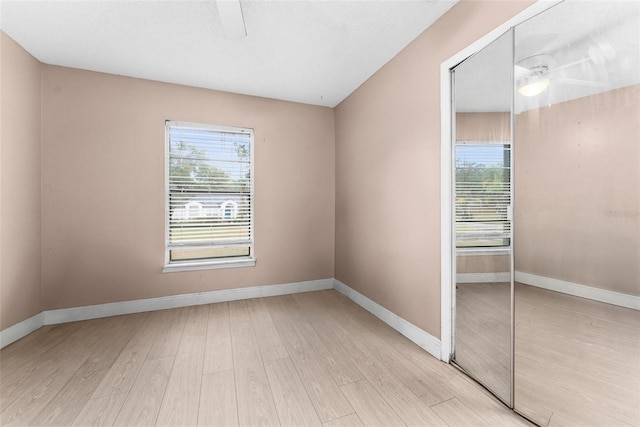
<box><xmin>555</xmin><ymin>77</ymin><xmax>606</xmax><ymax>88</ymax></box>
<box><xmin>549</xmin><ymin>57</ymin><xmax>592</xmax><ymax>74</ymax></box>
<box><xmin>216</xmin><ymin>0</ymin><xmax>247</xmax><ymax>39</ymax></box>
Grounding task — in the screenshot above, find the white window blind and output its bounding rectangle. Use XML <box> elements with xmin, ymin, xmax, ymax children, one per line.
<box><xmin>166</xmin><ymin>121</ymin><xmax>253</xmax><ymax>266</ymax></box>
<box><xmin>455</xmin><ymin>142</ymin><xmax>511</xmax><ymax>248</ymax></box>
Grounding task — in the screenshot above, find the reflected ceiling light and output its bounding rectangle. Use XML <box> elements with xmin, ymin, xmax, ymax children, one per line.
<box><xmin>518</xmin><ymin>75</ymin><xmax>550</xmax><ymax>96</ymax></box>
<box><xmin>517</xmin><ymin>65</ymin><xmax>550</xmax><ymax>97</ymax></box>
<box><xmin>216</xmin><ymin>0</ymin><xmax>247</xmax><ymax>39</ymax></box>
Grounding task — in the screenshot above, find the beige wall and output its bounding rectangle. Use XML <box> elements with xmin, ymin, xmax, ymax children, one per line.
<box><xmin>515</xmin><ymin>84</ymin><xmax>640</xmax><ymax>296</ymax></box>
<box><xmin>456</xmin><ymin>112</ymin><xmax>510</xmax><ymax>142</ymax></box>
<box><xmin>334</xmin><ymin>1</ymin><xmax>534</xmax><ymax>338</ymax></box>
<box><xmin>457</xmin><ymin>255</ymin><xmax>510</xmax><ymax>275</ymax></box>
<box><xmin>0</xmin><ymin>33</ymin><xmax>42</xmax><ymax>330</ymax></box>
<box><xmin>41</xmin><ymin>66</ymin><xmax>335</xmax><ymax>310</ymax></box>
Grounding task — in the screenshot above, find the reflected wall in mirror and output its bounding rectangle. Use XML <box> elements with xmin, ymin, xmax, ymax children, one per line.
<box><xmin>452</xmin><ymin>30</ymin><xmax>513</xmax><ymax>405</ymax></box>
<box><xmin>513</xmin><ymin>1</ymin><xmax>640</xmax><ymax>425</ymax></box>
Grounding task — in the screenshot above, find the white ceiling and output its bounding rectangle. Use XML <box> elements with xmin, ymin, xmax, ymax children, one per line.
<box><xmin>0</xmin><ymin>0</ymin><xmax>457</xmax><ymax>107</ymax></box>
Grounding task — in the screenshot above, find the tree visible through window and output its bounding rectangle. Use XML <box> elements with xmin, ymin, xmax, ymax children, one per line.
<box><xmin>455</xmin><ymin>142</ymin><xmax>511</xmax><ymax>248</ymax></box>
<box><xmin>165</xmin><ymin>121</ymin><xmax>254</xmax><ymax>267</ymax></box>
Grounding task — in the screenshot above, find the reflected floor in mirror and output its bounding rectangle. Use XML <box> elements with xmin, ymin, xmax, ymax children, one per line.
<box><xmin>455</xmin><ymin>282</ymin><xmax>511</xmax><ymax>403</ymax></box>
<box><xmin>457</xmin><ymin>282</ymin><xmax>639</xmax><ymax>426</ymax></box>
<box><xmin>515</xmin><ymin>284</ymin><xmax>640</xmax><ymax>427</ymax></box>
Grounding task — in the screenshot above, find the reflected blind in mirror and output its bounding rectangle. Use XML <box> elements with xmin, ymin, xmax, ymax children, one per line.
<box><xmin>455</xmin><ymin>141</ymin><xmax>511</xmax><ymax>248</ymax></box>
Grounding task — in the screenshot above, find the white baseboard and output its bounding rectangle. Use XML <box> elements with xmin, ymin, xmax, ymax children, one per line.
<box><xmin>515</xmin><ymin>271</ymin><xmax>640</xmax><ymax>311</ymax></box>
<box><xmin>0</xmin><ymin>278</ymin><xmax>333</xmax><ymax>349</ymax></box>
<box><xmin>456</xmin><ymin>272</ymin><xmax>510</xmax><ymax>283</ymax></box>
<box><xmin>333</xmin><ymin>279</ymin><xmax>441</xmax><ymax>360</ymax></box>
<box><xmin>43</xmin><ymin>278</ymin><xmax>334</xmax><ymax>325</ymax></box>
<box><xmin>0</xmin><ymin>312</ymin><xmax>44</xmax><ymax>349</ymax></box>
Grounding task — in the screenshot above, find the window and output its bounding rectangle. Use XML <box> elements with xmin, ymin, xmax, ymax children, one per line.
<box><xmin>455</xmin><ymin>141</ymin><xmax>511</xmax><ymax>248</ymax></box>
<box><xmin>164</xmin><ymin>121</ymin><xmax>254</xmax><ymax>271</ymax></box>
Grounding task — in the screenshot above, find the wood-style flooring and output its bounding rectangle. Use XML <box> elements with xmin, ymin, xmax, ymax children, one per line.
<box><xmin>0</xmin><ymin>290</ymin><xmax>531</xmax><ymax>426</ymax></box>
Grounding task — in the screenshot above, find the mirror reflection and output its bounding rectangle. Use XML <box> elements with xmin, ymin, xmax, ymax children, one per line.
<box><xmin>452</xmin><ymin>30</ymin><xmax>513</xmax><ymax>405</ymax></box>
<box><xmin>513</xmin><ymin>1</ymin><xmax>640</xmax><ymax>425</ymax></box>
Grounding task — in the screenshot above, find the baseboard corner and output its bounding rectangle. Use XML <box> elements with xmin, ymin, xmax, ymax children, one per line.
<box><xmin>0</xmin><ymin>312</ymin><xmax>45</xmax><ymax>349</ymax></box>
<box><xmin>333</xmin><ymin>279</ymin><xmax>441</xmax><ymax>360</ymax></box>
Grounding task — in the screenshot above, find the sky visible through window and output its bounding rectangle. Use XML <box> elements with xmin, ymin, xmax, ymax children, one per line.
<box><xmin>169</xmin><ymin>126</ymin><xmax>250</xmax><ymax>181</ymax></box>
<box><xmin>456</xmin><ymin>143</ymin><xmax>507</xmax><ymax>168</ymax></box>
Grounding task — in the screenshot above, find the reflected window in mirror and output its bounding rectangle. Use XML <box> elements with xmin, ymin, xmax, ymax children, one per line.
<box><xmin>455</xmin><ymin>141</ymin><xmax>511</xmax><ymax>248</ymax></box>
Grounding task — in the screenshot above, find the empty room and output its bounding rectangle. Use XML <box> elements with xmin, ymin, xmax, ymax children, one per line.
<box><xmin>1</xmin><ymin>0</ymin><xmax>638</xmax><ymax>426</ymax></box>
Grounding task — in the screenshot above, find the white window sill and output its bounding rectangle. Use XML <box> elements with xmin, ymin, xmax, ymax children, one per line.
<box><xmin>163</xmin><ymin>258</ymin><xmax>256</xmax><ymax>273</ymax></box>
<box><xmin>456</xmin><ymin>247</ymin><xmax>511</xmax><ymax>256</ymax></box>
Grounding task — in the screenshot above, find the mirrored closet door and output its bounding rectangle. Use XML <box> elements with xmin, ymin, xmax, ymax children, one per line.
<box><xmin>451</xmin><ymin>29</ymin><xmax>514</xmax><ymax>406</ymax></box>
<box><xmin>449</xmin><ymin>1</ymin><xmax>639</xmax><ymax>425</ymax></box>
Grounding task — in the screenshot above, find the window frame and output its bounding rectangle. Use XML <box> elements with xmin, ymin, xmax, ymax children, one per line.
<box><xmin>163</xmin><ymin>120</ymin><xmax>255</xmax><ymax>273</ymax></box>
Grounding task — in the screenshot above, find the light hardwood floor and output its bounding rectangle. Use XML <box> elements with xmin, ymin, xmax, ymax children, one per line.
<box><xmin>0</xmin><ymin>290</ymin><xmax>531</xmax><ymax>427</ymax></box>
